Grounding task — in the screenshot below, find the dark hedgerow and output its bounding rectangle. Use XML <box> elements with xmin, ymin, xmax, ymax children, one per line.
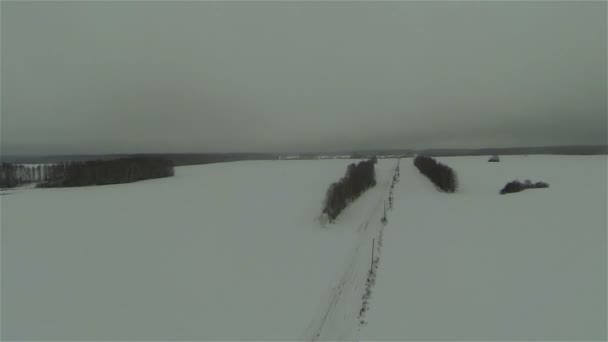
<box><xmin>37</xmin><ymin>157</ymin><xmax>174</xmax><ymax>188</ymax></box>
<box><xmin>321</xmin><ymin>157</ymin><xmax>377</xmax><ymax>223</ymax></box>
<box><xmin>500</xmin><ymin>180</ymin><xmax>550</xmax><ymax>194</ymax></box>
<box><xmin>413</xmin><ymin>155</ymin><xmax>458</xmax><ymax>193</ymax></box>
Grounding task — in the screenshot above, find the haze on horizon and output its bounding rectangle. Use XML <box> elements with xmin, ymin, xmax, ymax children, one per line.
<box><xmin>1</xmin><ymin>1</ymin><xmax>606</xmax><ymax>156</ymax></box>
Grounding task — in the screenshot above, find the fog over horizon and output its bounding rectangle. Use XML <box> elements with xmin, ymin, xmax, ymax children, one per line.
<box><xmin>1</xmin><ymin>1</ymin><xmax>606</xmax><ymax>156</ymax></box>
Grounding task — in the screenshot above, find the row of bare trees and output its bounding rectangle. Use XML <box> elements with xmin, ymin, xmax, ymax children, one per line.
<box><xmin>38</xmin><ymin>157</ymin><xmax>174</xmax><ymax>187</ymax></box>
<box><xmin>0</xmin><ymin>157</ymin><xmax>174</xmax><ymax>189</ymax></box>
<box><xmin>322</xmin><ymin>157</ymin><xmax>378</xmax><ymax>223</ymax></box>
<box><xmin>0</xmin><ymin>164</ymin><xmax>59</xmax><ymax>188</ymax></box>
<box><xmin>413</xmin><ymin>155</ymin><xmax>458</xmax><ymax>193</ymax></box>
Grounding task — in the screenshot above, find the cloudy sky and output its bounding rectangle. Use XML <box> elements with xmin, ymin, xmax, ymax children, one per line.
<box><xmin>1</xmin><ymin>1</ymin><xmax>606</xmax><ymax>155</ymax></box>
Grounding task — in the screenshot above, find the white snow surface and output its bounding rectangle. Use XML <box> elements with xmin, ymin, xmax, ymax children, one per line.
<box><xmin>2</xmin><ymin>156</ymin><xmax>606</xmax><ymax>340</ymax></box>
<box><xmin>1</xmin><ymin>159</ymin><xmax>394</xmax><ymax>340</ymax></box>
<box><xmin>359</xmin><ymin>155</ymin><xmax>607</xmax><ymax>341</ymax></box>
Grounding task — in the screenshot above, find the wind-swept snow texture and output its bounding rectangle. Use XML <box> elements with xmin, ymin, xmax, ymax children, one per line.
<box><xmin>360</xmin><ymin>155</ymin><xmax>607</xmax><ymax>341</ymax></box>
<box><xmin>1</xmin><ymin>159</ymin><xmax>394</xmax><ymax>340</ymax></box>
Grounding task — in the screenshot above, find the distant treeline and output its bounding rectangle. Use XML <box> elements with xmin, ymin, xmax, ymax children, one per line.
<box><xmin>0</xmin><ymin>163</ymin><xmax>49</xmax><ymax>188</ymax></box>
<box><xmin>0</xmin><ymin>153</ymin><xmax>276</xmax><ymax>166</ymax></box>
<box><xmin>322</xmin><ymin>157</ymin><xmax>377</xmax><ymax>223</ymax></box>
<box><xmin>412</xmin><ymin>145</ymin><xmax>608</xmax><ymax>157</ymax></box>
<box><xmin>500</xmin><ymin>180</ymin><xmax>549</xmax><ymax>195</ymax></box>
<box><xmin>414</xmin><ymin>155</ymin><xmax>458</xmax><ymax>193</ymax></box>
<box><xmin>0</xmin><ymin>157</ymin><xmax>174</xmax><ymax>188</ymax></box>
<box><xmin>3</xmin><ymin>145</ymin><xmax>605</xmax><ymax>165</ymax></box>
<box><xmin>139</xmin><ymin>153</ymin><xmax>276</xmax><ymax>166</ymax></box>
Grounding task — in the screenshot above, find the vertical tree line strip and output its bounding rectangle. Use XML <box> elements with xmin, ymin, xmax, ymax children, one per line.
<box><xmin>0</xmin><ymin>157</ymin><xmax>174</xmax><ymax>188</ymax></box>
<box><xmin>413</xmin><ymin>155</ymin><xmax>458</xmax><ymax>193</ymax></box>
<box><xmin>321</xmin><ymin>157</ymin><xmax>378</xmax><ymax>223</ymax></box>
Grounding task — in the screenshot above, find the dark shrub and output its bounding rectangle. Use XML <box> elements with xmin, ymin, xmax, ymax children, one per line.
<box><xmin>500</xmin><ymin>179</ymin><xmax>549</xmax><ymax>194</ymax></box>
<box><xmin>413</xmin><ymin>155</ymin><xmax>458</xmax><ymax>193</ymax></box>
<box><xmin>500</xmin><ymin>180</ymin><xmax>525</xmax><ymax>194</ymax></box>
<box><xmin>488</xmin><ymin>155</ymin><xmax>500</xmax><ymax>162</ymax></box>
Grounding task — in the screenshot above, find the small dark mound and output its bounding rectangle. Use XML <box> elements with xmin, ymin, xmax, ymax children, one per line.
<box><xmin>500</xmin><ymin>180</ymin><xmax>550</xmax><ymax>195</ymax></box>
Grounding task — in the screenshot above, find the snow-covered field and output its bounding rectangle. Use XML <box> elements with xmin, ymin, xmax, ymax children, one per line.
<box><xmin>1</xmin><ymin>156</ymin><xmax>606</xmax><ymax>340</ymax></box>
<box><xmin>361</xmin><ymin>155</ymin><xmax>607</xmax><ymax>341</ymax></box>
<box><xmin>1</xmin><ymin>159</ymin><xmax>394</xmax><ymax>340</ymax></box>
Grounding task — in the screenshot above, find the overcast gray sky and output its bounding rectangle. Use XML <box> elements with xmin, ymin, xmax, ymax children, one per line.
<box><xmin>1</xmin><ymin>1</ymin><xmax>606</xmax><ymax>155</ymax></box>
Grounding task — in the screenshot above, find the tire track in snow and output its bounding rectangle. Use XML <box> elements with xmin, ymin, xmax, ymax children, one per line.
<box><xmin>357</xmin><ymin>223</ymin><xmax>384</xmax><ymax>326</ymax></box>
<box><xmin>303</xmin><ymin>160</ymin><xmax>399</xmax><ymax>341</ymax></box>
<box><xmin>358</xmin><ymin>159</ymin><xmax>399</xmax><ymax>328</ymax></box>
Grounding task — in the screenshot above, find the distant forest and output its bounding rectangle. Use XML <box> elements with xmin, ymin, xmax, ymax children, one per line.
<box><xmin>0</xmin><ymin>157</ymin><xmax>174</xmax><ymax>189</ymax></box>
<box><xmin>0</xmin><ymin>153</ymin><xmax>276</xmax><ymax>166</ymax></box>
<box><xmin>2</xmin><ymin>145</ymin><xmax>606</xmax><ymax>165</ymax></box>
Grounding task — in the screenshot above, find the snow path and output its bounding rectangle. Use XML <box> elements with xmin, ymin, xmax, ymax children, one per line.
<box><xmin>303</xmin><ymin>160</ymin><xmax>399</xmax><ymax>341</ymax></box>
<box><xmin>357</xmin><ymin>159</ymin><xmax>399</xmax><ymax>329</ymax></box>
